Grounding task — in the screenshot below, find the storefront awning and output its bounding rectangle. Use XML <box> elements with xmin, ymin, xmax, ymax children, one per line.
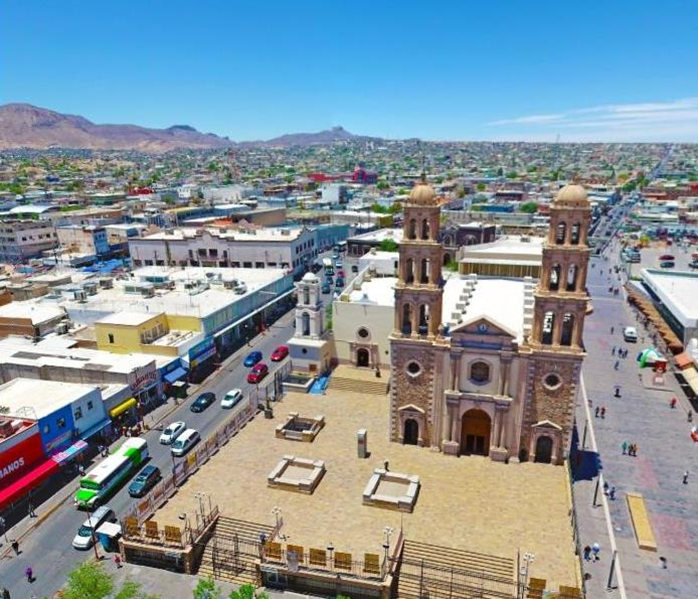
<box><xmin>109</xmin><ymin>397</ymin><xmax>137</xmax><ymax>419</ymax></box>
<box><xmin>682</xmin><ymin>367</ymin><xmax>698</xmax><ymax>396</ymax></box>
<box><xmin>164</xmin><ymin>366</ymin><xmax>188</xmax><ymax>385</ymax></box>
<box><xmin>0</xmin><ymin>459</ymin><xmax>59</xmax><ymax>510</ymax></box>
<box><xmin>79</xmin><ymin>418</ymin><xmax>112</xmax><ymax>441</ymax></box>
<box><xmin>51</xmin><ymin>439</ymin><xmax>88</xmax><ymax>464</ymax></box>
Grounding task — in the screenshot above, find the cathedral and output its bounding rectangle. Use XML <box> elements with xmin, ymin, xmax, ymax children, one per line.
<box><xmin>389</xmin><ymin>179</ymin><xmax>591</xmax><ymax>464</ymax></box>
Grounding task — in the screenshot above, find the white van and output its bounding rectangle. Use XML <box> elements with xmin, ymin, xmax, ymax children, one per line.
<box><xmin>72</xmin><ymin>505</ymin><xmax>116</xmax><ymax>549</ymax></box>
<box><xmin>623</xmin><ymin>326</ymin><xmax>638</xmax><ymax>342</ymax></box>
<box><xmin>171</xmin><ymin>428</ymin><xmax>200</xmax><ymax>457</ymax></box>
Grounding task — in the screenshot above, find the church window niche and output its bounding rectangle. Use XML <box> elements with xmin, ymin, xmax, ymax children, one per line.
<box><xmin>420</xmin><ymin>258</ymin><xmax>430</xmax><ymax>284</ymax></box>
<box><xmin>418</xmin><ymin>304</ymin><xmax>430</xmax><ymax>336</ymax></box>
<box><xmin>543</xmin><ymin>373</ymin><xmax>562</xmax><ymax>390</ymax></box>
<box><xmin>406</xmin><ymin>258</ymin><xmax>415</xmax><ymax>283</ymax></box>
<box><xmin>541</xmin><ymin>311</ymin><xmax>555</xmax><ymax>345</ymax></box>
<box><xmin>302</xmin><ymin>312</ymin><xmax>311</xmax><ymax>336</ymax></box>
<box><xmin>469</xmin><ymin>361</ymin><xmax>490</xmax><ymax>384</ymax></box>
<box><xmin>408</xmin><ymin>219</ymin><xmax>417</xmax><ymax>240</ymax></box>
<box><xmin>549</xmin><ymin>264</ymin><xmax>561</xmax><ymax>291</ymax></box>
<box><xmin>303</xmin><ymin>287</ymin><xmax>310</xmax><ymax>305</ymax></box>
<box><xmin>560</xmin><ymin>313</ymin><xmax>575</xmax><ymax>346</ymax></box>
<box><xmin>401</xmin><ymin>303</ymin><xmax>412</xmax><ymax>335</ymax></box>
<box><xmin>406</xmin><ymin>360</ymin><xmax>422</xmax><ymax>377</ymax></box>
<box><xmin>566</xmin><ymin>264</ymin><xmax>578</xmax><ymax>291</ymax></box>
<box><xmin>570</xmin><ymin>222</ymin><xmax>581</xmax><ymax>245</ymax></box>
<box><xmin>421</xmin><ymin>219</ymin><xmax>430</xmax><ymax>240</ymax></box>
<box><xmin>555</xmin><ymin>222</ymin><xmax>567</xmax><ymax>245</ymax></box>
<box><xmin>357</xmin><ymin>327</ymin><xmax>370</xmax><ymax>340</ymax></box>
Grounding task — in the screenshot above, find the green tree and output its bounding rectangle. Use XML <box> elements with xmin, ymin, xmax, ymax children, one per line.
<box><xmin>370</xmin><ymin>203</ymin><xmax>389</xmax><ymax>214</ymax></box>
<box><xmin>376</xmin><ymin>180</ymin><xmax>389</xmax><ymax>190</ymax></box>
<box><xmin>229</xmin><ymin>583</ymin><xmax>270</xmax><ymax>599</ymax></box>
<box><xmin>194</xmin><ymin>577</ymin><xmax>222</xmax><ymax>599</ymax></box>
<box><xmin>388</xmin><ymin>201</ymin><xmax>403</xmax><ymax>214</ymax></box>
<box><xmin>379</xmin><ymin>239</ymin><xmax>399</xmax><ymax>252</ymax></box>
<box><xmin>476</xmin><ymin>183</ymin><xmax>486</xmax><ymax>192</ymax></box>
<box><xmin>62</xmin><ymin>561</ymin><xmax>159</xmax><ymax>599</ymax></box>
<box><xmin>520</xmin><ymin>202</ymin><xmax>538</xmax><ymax>214</ymax></box>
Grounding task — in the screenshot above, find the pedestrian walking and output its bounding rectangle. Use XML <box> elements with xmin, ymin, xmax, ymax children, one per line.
<box><xmin>583</xmin><ymin>545</ymin><xmax>591</xmax><ymax>561</ymax></box>
<box><xmin>633</xmin><ymin>443</ymin><xmax>639</xmax><ymax>456</ymax></box>
<box><xmin>27</xmin><ymin>502</ymin><xmax>36</xmax><ymax>518</ymax></box>
<box><xmin>688</xmin><ymin>410</ymin><xmax>693</xmax><ymax>423</ymax></box>
<box><xmin>614</xmin><ymin>360</ymin><xmax>620</xmax><ymax>370</ymax></box>
<box><xmin>610</xmin><ymin>326</ymin><xmax>615</xmax><ymax>334</ymax></box>
<box><xmin>683</xmin><ymin>471</ymin><xmax>689</xmax><ymax>484</ymax></box>
<box><xmin>670</xmin><ymin>397</ymin><xmax>677</xmax><ymax>409</ymax></box>
<box><xmin>609</xmin><ymin>487</ymin><xmax>616</xmax><ymax>500</ymax></box>
<box><xmin>11</xmin><ymin>540</ymin><xmax>19</xmax><ymax>555</ymax></box>
<box><xmin>595</xmin><ymin>406</ymin><xmax>600</xmax><ymax>418</ymax></box>
<box><xmin>591</xmin><ymin>542</ymin><xmax>601</xmax><ymax>561</ymax></box>
<box><xmin>114</xmin><ymin>554</ymin><xmax>122</xmax><ymax>568</ymax></box>
<box><xmin>1</xmin><ymin>586</ymin><xmax>10</xmax><ymax>599</ymax></box>
<box><xmin>25</xmin><ymin>565</ymin><xmax>33</xmax><ymax>582</ymax></box>
<box><xmin>603</xmin><ymin>481</ymin><xmax>609</xmax><ymax>495</ymax></box>
<box><xmin>383</xmin><ymin>460</ymin><xmax>390</xmax><ymax>472</ymax></box>
<box><xmin>601</xmin><ymin>406</ymin><xmax>606</xmax><ymax>419</ymax></box>
<box><xmin>622</xmin><ymin>441</ymin><xmax>628</xmax><ymax>454</ymax></box>
<box><xmin>611</xmin><ymin>346</ymin><xmax>616</xmax><ymax>356</ymax></box>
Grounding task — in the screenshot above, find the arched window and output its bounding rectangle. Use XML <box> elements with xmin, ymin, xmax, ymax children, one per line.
<box><xmin>405</xmin><ymin>258</ymin><xmax>415</xmax><ymax>284</ymax></box>
<box><xmin>302</xmin><ymin>312</ymin><xmax>311</xmax><ymax>336</ymax></box>
<box><xmin>421</xmin><ymin>219</ymin><xmax>430</xmax><ymax>240</ymax></box>
<box><xmin>560</xmin><ymin>313</ymin><xmax>574</xmax><ymax>346</ymax></box>
<box><xmin>420</xmin><ymin>258</ymin><xmax>430</xmax><ymax>284</ymax></box>
<box><xmin>541</xmin><ymin>311</ymin><xmax>555</xmax><ymax>345</ymax></box>
<box><xmin>549</xmin><ymin>264</ymin><xmax>561</xmax><ymax>291</ymax></box>
<box><xmin>566</xmin><ymin>264</ymin><xmax>578</xmax><ymax>291</ymax></box>
<box><xmin>401</xmin><ymin>303</ymin><xmax>412</xmax><ymax>335</ymax></box>
<box><xmin>555</xmin><ymin>222</ymin><xmax>567</xmax><ymax>245</ymax></box>
<box><xmin>443</xmin><ymin>253</ymin><xmax>451</xmax><ymax>266</ymax></box>
<box><xmin>418</xmin><ymin>304</ymin><xmax>430</xmax><ymax>336</ymax></box>
<box><xmin>408</xmin><ymin>219</ymin><xmax>417</xmax><ymax>240</ymax></box>
<box><xmin>570</xmin><ymin>223</ymin><xmax>581</xmax><ymax>245</ymax></box>
<box><xmin>470</xmin><ymin>361</ymin><xmax>490</xmax><ymax>383</ymax></box>
<box><xmin>303</xmin><ymin>287</ymin><xmax>310</xmax><ymax>305</ymax></box>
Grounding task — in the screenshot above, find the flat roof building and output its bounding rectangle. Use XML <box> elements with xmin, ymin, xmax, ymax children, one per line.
<box><xmin>640</xmin><ymin>269</ymin><xmax>698</xmax><ymax>345</ymax></box>
<box><xmin>459</xmin><ymin>235</ymin><xmax>544</xmax><ymax>278</ymax></box>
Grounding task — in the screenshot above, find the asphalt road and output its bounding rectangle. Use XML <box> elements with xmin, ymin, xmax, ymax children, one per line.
<box><xmin>0</xmin><ymin>312</ymin><xmax>297</xmax><ymax>598</ymax></box>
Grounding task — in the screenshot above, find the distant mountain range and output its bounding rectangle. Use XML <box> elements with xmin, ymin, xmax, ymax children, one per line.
<box><xmin>0</xmin><ymin>104</ymin><xmax>371</xmax><ymax>151</ymax></box>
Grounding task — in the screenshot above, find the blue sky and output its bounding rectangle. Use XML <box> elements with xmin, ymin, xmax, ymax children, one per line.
<box><xmin>2</xmin><ymin>1</ymin><xmax>697</xmax><ymax>142</ymax></box>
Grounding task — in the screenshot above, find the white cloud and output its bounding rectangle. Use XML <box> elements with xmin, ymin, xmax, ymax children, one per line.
<box><xmin>487</xmin><ymin>97</ymin><xmax>698</xmax><ymax>142</ymax></box>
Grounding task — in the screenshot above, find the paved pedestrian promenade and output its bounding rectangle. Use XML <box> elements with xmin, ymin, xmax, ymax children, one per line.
<box><xmin>572</xmin><ymin>248</ymin><xmax>698</xmax><ymax>599</ymax></box>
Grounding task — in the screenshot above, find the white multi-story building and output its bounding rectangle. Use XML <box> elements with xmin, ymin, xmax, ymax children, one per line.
<box><xmin>128</xmin><ymin>226</ymin><xmax>318</xmax><ymax>274</ymax></box>
<box><xmin>0</xmin><ymin>220</ymin><xmax>58</xmax><ymax>263</ymax></box>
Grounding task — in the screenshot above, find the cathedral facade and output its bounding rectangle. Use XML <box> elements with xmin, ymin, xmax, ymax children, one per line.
<box><xmin>389</xmin><ymin>180</ymin><xmax>591</xmax><ymax>464</ymax></box>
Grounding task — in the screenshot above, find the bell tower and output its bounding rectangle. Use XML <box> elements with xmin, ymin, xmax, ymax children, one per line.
<box><xmin>522</xmin><ymin>184</ymin><xmax>592</xmax><ymax>464</ymax></box>
<box><xmin>389</xmin><ymin>177</ymin><xmax>447</xmax><ymax>447</ymax></box>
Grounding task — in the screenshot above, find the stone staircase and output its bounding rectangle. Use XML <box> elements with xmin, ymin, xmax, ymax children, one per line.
<box><xmin>396</xmin><ymin>539</ymin><xmax>516</xmax><ymax>599</ymax></box>
<box><xmin>327</xmin><ymin>365</ymin><xmax>390</xmax><ymax>396</ymax></box>
<box><xmin>196</xmin><ymin>516</ymin><xmax>274</xmax><ymax>585</ymax></box>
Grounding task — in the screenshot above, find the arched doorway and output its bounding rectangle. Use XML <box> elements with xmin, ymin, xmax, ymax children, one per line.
<box><xmin>460</xmin><ymin>409</ymin><xmax>491</xmax><ymax>456</ymax></box>
<box><xmin>403</xmin><ymin>419</ymin><xmax>419</xmax><ymax>445</ymax></box>
<box><xmin>357</xmin><ymin>348</ymin><xmax>370</xmax><ymax>368</ymax></box>
<box><xmin>534</xmin><ymin>436</ymin><xmax>553</xmax><ymax>464</ymax></box>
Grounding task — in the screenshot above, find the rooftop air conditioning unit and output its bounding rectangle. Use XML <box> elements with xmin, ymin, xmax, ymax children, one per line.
<box><xmin>163</xmin><ymin>280</ymin><xmax>175</xmax><ymax>290</ymax></box>
<box><xmin>56</xmin><ymin>322</ymin><xmax>70</xmax><ymax>335</ymax></box>
<box><xmin>99</xmin><ymin>278</ymin><xmax>114</xmax><ymax>289</ymax></box>
<box><xmin>74</xmin><ymin>290</ymin><xmax>87</xmax><ymax>302</ymax></box>
<box><xmin>223</xmin><ymin>280</ymin><xmax>236</xmax><ymax>290</ymax></box>
<box><xmin>141</xmin><ymin>287</ymin><xmax>155</xmax><ymax>298</ymax></box>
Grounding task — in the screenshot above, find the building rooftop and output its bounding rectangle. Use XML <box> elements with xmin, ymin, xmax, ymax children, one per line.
<box><xmin>140</xmin><ymin>226</ymin><xmax>307</xmax><ymax>242</ymax></box>
<box><xmin>347</xmin><ymin>228</ymin><xmax>403</xmax><ymax>243</ymax></box>
<box><xmin>640</xmin><ymin>269</ymin><xmax>698</xmax><ymax>327</ymax></box>
<box><xmin>460</xmin><ymin>235</ymin><xmax>544</xmax><ymax>267</ymax></box>
<box><xmin>0</xmin><ymin>302</ymin><xmax>66</xmax><ymax>325</ymax></box>
<box><xmin>96</xmin><ymin>311</ymin><xmax>164</xmax><ymax>326</ymax></box>
<box><xmin>0</xmin><ymin>378</ymin><xmax>99</xmax><ymax>419</ymax></box>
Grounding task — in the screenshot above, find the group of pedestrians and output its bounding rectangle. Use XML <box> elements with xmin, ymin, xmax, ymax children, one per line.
<box><xmin>594</xmin><ymin>406</ymin><xmax>607</xmax><ymax>419</ymax></box>
<box><xmin>621</xmin><ymin>441</ymin><xmax>639</xmax><ymax>456</ymax></box>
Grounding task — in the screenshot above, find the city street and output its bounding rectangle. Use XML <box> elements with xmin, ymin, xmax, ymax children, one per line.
<box><xmin>0</xmin><ymin>310</ymin><xmax>297</xmax><ymax>598</ymax></box>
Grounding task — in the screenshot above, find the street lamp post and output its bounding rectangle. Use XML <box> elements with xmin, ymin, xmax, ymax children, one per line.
<box><xmin>85</xmin><ymin>503</ymin><xmax>101</xmax><ymax>562</ymax></box>
<box><xmin>271</xmin><ymin>506</ymin><xmax>282</xmax><ymax>530</ymax></box>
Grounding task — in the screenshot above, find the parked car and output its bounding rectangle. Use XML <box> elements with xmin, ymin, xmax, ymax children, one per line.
<box><xmin>159</xmin><ymin>421</ymin><xmax>186</xmax><ymax>445</ymax></box>
<box><xmin>221</xmin><ymin>388</ymin><xmax>243</xmax><ymax>409</ymax></box>
<box><xmin>321</xmin><ymin>283</ymin><xmax>331</xmax><ymax>294</ymax></box>
<box><xmin>659</xmin><ymin>261</ymin><xmax>675</xmax><ymax>268</ymax></box>
<box><xmin>337</xmin><ymin>269</ymin><xmax>345</xmax><ymax>277</ymax></box>
<box><xmin>335</xmin><ymin>277</ymin><xmax>345</xmax><ymax>288</ymax></box>
<box><xmin>247</xmin><ymin>362</ymin><xmax>269</xmax><ymax>384</ymax></box>
<box><xmin>335</xmin><ymin>261</ymin><xmax>343</xmax><ymax>269</ymax></box>
<box><xmin>128</xmin><ymin>465</ymin><xmax>161</xmax><ymax>498</ymax></box>
<box><xmin>659</xmin><ymin>254</ymin><xmax>675</xmax><ymax>261</ymax></box>
<box><xmin>332</xmin><ymin>253</ymin><xmax>339</xmax><ymax>260</ymax></box>
<box><xmin>351</xmin><ymin>265</ymin><xmax>359</xmax><ymax>273</ymax></box>
<box><xmin>171</xmin><ymin>429</ymin><xmax>200</xmax><ymax>457</ymax></box>
<box><xmin>689</xmin><ymin>260</ymin><xmax>698</xmax><ymax>269</ymax></box>
<box><xmin>190</xmin><ymin>392</ymin><xmax>216</xmax><ymax>413</ymax></box>
<box><xmin>623</xmin><ymin>326</ymin><xmax>638</xmax><ymax>342</ymax></box>
<box><xmin>72</xmin><ymin>506</ymin><xmax>116</xmax><ymax>549</ymax></box>
<box><xmin>243</xmin><ymin>351</ymin><xmax>263</xmax><ymax>367</ymax></box>
<box><xmin>270</xmin><ymin>345</ymin><xmax>289</xmax><ymax>362</ymax></box>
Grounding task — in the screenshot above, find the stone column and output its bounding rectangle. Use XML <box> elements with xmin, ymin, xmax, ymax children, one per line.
<box><xmin>498</xmin><ymin>411</ymin><xmax>506</xmax><ymax>447</ymax></box>
<box><xmin>454</xmin><ymin>356</ymin><xmax>461</xmax><ymax>390</ymax></box>
<box><xmin>451</xmin><ymin>405</ymin><xmax>459</xmax><ymax>444</ymax></box>
<box><xmin>411</xmin><ymin>305</ymin><xmax>419</xmax><ymax>338</ymax></box>
<box><xmin>573</xmin><ymin>315</ymin><xmax>584</xmax><ymax>347</ymax></box>
<box><xmin>450</xmin><ymin>355</ymin><xmax>458</xmax><ymax>390</ymax></box>
<box><xmin>502</xmin><ymin>362</ymin><xmax>511</xmax><ymax>396</ymax></box>
<box><xmin>552</xmin><ymin>310</ymin><xmax>562</xmax><ymax>346</ymax></box>
<box><xmin>493</xmin><ymin>410</ymin><xmax>501</xmax><ymax>447</ymax></box>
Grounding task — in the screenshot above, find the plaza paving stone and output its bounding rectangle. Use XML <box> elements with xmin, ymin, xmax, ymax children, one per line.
<box><xmin>155</xmin><ymin>389</ymin><xmax>579</xmax><ymax>589</ymax></box>
<box><xmin>573</xmin><ymin>246</ymin><xmax>698</xmax><ymax>599</ymax></box>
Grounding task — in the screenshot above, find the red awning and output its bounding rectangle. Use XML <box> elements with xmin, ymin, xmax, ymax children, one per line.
<box><xmin>0</xmin><ymin>459</ymin><xmax>59</xmax><ymax>510</ymax></box>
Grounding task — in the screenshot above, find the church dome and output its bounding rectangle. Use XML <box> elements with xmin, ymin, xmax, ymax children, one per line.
<box><xmin>302</xmin><ymin>271</ymin><xmax>318</xmax><ymax>283</ymax></box>
<box><xmin>555</xmin><ymin>184</ymin><xmax>589</xmax><ymax>207</ymax></box>
<box><xmin>409</xmin><ymin>181</ymin><xmax>437</xmax><ymax>206</ymax></box>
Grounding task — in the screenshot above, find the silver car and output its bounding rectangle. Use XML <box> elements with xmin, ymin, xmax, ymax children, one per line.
<box><xmin>159</xmin><ymin>421</ymin><xmax>186</xmax><ymax>445</ymax></box>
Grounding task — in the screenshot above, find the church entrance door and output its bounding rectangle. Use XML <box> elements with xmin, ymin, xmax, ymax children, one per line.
<box><xmin>357</xmin><ymin>348</ymin><xmax>370</xmax><ymax>368</ymax></box>
<box><xmin>403</xmin><ymin>419</ymin><xmax>419</xmax><ymax>445</ymax></box>
<box><xmin>534</xmin><ymin>435</ymin><xmax>553</xmax><ymax>464</ymax></box>
<box><xmin>460</xmin><ymin>409</ymin><xmax>491</xmax><ymax>456</ymax></box>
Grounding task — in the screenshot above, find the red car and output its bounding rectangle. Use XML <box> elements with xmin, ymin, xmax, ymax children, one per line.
<box><xmin>247</xmin><ymin>363</ymin><xmax>269</xmax><ymax>384</ymax></box>
<box><xmin>270</xmin><ymin>345</ymin><xmax>289</xmax><ymax>362</ymax></box>
<box><xmin>659</xmin><ymin>254</ymin><xmax>675</xmax><ymax>261</ymax></box>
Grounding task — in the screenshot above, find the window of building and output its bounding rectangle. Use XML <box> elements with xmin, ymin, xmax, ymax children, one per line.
<box><xmin>543</xmin><ymin>373</ymin><xmax>562</xmax><ymax>390</ymax></box>
<box><xmin>357</xmin><ymin>327</ymin><xmax>370</xmax><ymax>339</ymax></box>
<box><xmin>470</xmin><ymin>361</ymin><xmax>490</xmax><ymax>384</ymax></box>
<box><xmin>198</xmin><ymin>248</ymin><xmax>207</xmax><ymax>256</ymax></box>
<box><xmin>144</xmin><ymin>260</ymin><xmax>153</xmax><ymax>266</ymax></box>
<box><xmin>243</xmin><ymin>262</ymin><xmax>252</xmax><ymax>268</ymax></box>
<box><xmin>209</xmin><ymin>249</ymin><xmax>218</xmax><ymax>257</ymax></box>
<box><xmin>74</xmin><ymin>407</ymin><xmax>83</xmax><ymax>420</ymax></box>
<box><xmin>255</xmin><ymin>262</ymin><xmax>264</xmax><ymax>268</ymax></box>
<box><xmin>87</xmin><ymin>400</ymin><xmax>94</xmax><ymax>410</ymax></box>
<box><xmin>232</xmin><ymin>261</ymin><xmax>240</xmax><ymax>268</ymax></box>
<box><xmin>57</xmin><ymin>417</ymin><xmax>66</xmax><ymax>429</ymax></box>
<box><xmin>108</xmin><ymin>333</ymin><xmax>115</xmax><ymax>344</ymax></box>
<box><xmin>406</xmin><ymin>361</ymin><xmax>422</xmax><ymax>377</ymax></box>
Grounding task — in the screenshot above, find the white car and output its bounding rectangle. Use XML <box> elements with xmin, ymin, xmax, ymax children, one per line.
<box><xmin>623</xmin><ymin>326</ymin><xmax>638</xmax><ymax>342</ymax></box>
<box><xmin>159</xmin><ymin>421</ymin><xmax>186</xmax><ymax>445</ymax></box>
<box><xmin>72</xmin><ymin>506</ymin><xmax>116</xmax><ymax>550</ymax></box>
<box><xmin>221</xmin><ymin>388</ymin><xmax>243</xmax><ymax>409</ymax></box>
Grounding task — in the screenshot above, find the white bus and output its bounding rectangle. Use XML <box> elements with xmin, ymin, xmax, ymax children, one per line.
<box><xmin>75</xmin><ymin>438</ymin><xmax>149</xmax><ymax>509</ymax></box>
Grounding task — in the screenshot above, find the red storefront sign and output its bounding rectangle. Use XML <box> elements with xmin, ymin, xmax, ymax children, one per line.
<box><xmin>0</xmin><ymin>432</ymin><xmax>45</xmax><ymax>487</ymax></box>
